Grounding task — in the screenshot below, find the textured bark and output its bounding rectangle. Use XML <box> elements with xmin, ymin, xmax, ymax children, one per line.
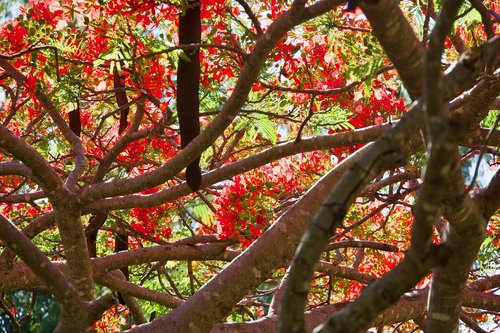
<box><xmin>423</xmin><ymin>1</ymin><xmax>493</xmax><ymax>330</ymax></box>
<box><xmin>0</xmin><ymin>243</ymin><xmax>236</xmax><ymax>293</ymax></box>
<box><xmin>426</xmin><ymin>153</ymin><xmax>500</xmax><ymax>331</ymax></box>
<box><xmin>55</xmin><ymin>196</ymin><xmax>95</xmax><ymax>301</ymax></box>
<box><xmin>92</xmin><ymin>242</ymin><xmax>233</xmax><ymax>276</ymax></box>
<box><xmin>210</xmin><ymin>286</ymin><xmax>500</xmax><ymax>333</ymax></box>
<box><xmin>361</xmin><ymin>0</ymin><xmax>426</xmax><ymax>100</ymax></box>
<box><xmin>98</xmin><ymin>271</ymin><xmax>183</xmax><ymax>309</ymax></box>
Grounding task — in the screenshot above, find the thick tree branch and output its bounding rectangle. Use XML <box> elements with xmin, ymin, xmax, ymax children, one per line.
<box><xmin>211</xmin><ymin>285</ymin><xmax>500</xmax><ymax>333</ymax></box>
<box><xmin>0</xmin><ymin>213</ymin><xmax>100</xmax><ymax>332</ymax></box>
<box><xmin>55</xmin><ymin>197</ymin><xmax>95</xmax><ymax>300</ymax></box>
<box><xmin>0</xmin><ymin>125</ymin><xmax>64</xmax><ymax>201</ymax></box>
<box><xmin>0</xmin><ymin>244</ymin><xmax>236</xmax><ymax>293</ymax></box>
<box><xmin>423</xmin><ymin>2</ymin><xmax>492</xmax><ymax>330</ymax></box>
<box><xmin>316</xmin><ymin>262</ymin><xmax>376</xmax><ymax>284</ymax></box>
<box><xmin>0</xmin><ymin>162</ymin><xmax>32</xmax><ymax>177</ymax></box>
<box><xmin>0</xmin><ymin>191</ymin><xmax>45</xmax><ymax>204</ymax></box>
<box><xmin>91</xmin><ymin>98</ymin><xmax>146</xmax><ymax>183</ymax></box>
<box><xmin>426</xmin><ymin>153</ymin><xmax>486</xmax><ymax>332</ymax></box>
<box><xmin>423</xmin><ymin>73</ymin><xmax>500</xmax><ymax>331</ymax></box>
<box><xmin>97</xmin><ymin>270</ymin><xmax>183</xmax><ymax>309</ymax></box>
<box><xmin>360</xmin><ymin>0</ymin><xmax>426</xmax><ymax>100</ymax></box>
<box><xmin>468</xmin><ymin>274</ymin><xmax>500</xmax><ymax>291</ymax></box>
<box><xmin>408</xmin><ymin>0</ymin><xmax>462</xmax><ymax>256</ymax></box>
<box><xmin>92</xmin><ymin>242</ymin><xmax>233</xmax><ymax>277</ymax></box>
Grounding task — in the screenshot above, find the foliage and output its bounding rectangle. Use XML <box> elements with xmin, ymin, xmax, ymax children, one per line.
<box><xmin>0</xmin><ymin>292</ymin><xmax>59</xmax><ymax>333</ymax></box>
<box><xmin>0</xmin><ymin>0</ymin><xmax>498</xmax><ymax>332</ymax></box>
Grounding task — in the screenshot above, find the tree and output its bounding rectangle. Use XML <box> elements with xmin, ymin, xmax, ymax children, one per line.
<box><xmin>0</xmin><ymin>0</ymin><xmax>498</xmax><ymax>332</ymax></box>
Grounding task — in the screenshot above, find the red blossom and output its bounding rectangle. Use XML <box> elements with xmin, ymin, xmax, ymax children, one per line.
<box><xmin>0</xmin><ymin>22</ymin><xmax>28</xmax><ymax>52</ymax></box>
<box><xmin>28</xmin><ymin>0</ymin><xmax>64</xmax><ymax>26</ymax></box>
<box><xmin>20</xmin><ymin>73</ymin><xmax>37</xmax><ymax>97</ymax></box>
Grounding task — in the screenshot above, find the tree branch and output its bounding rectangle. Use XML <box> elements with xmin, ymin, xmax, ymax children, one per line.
<box><xmin>326</xmin><ymin>240</ymin><xmax>399</xmax><ymax>253</ymax></box>
<box><xmin>97</xmin><ymin>270</ymin><xmax>183</xmax><ymax>309</ymax></box>
<box><xmin>92</xmin><ymin>242</ymin><xmax>233</xmax><ymax>277</ymax></box>
<box><xmin>0</xmin><ymin>213</ymin><xmax>97</xmax><ymax>332</ymax></box>
<box><xmin>211</xmin><ymin>286</ymin><xmax>500</xmax><ymax>333</ymax></box>
<box><xmin>0</xmin><ymin>125</ymin><xmax>64</xmax><ymax>202</ymax></box>
<box><xmin>234</xmin><ymin>0</ymin><xmax>264</xmax><ymax>36</ymax></box>
<box><xmin>316</xmin><ymin>262</ymin><xmax>376</xmax><ymax>285</ymax></box>
<box><xmin>360</xmin><ymin>0</ymin><xmax>426</xmax><ymax>100</ymax></box>
<box><xmin>0</xmin><ymin>162</ymin><xmax>32</xmax><ymax>177</ymax></box>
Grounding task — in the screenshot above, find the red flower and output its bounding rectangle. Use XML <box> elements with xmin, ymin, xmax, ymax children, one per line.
<box><xmin>28</xmin><ymin>0</ymin><xmax>64</xmax><ymax>26</ymax></box>
<box><xmin>0</xmin><ymin>22</ymin><xmax>28</xmax><ymax>52</ymax></box>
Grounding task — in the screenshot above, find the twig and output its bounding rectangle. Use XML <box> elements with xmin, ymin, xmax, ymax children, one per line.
<box><xmin>467</xmin><ymin>113</ymin><xmax>500</xmax><ymax>191</ymax></box>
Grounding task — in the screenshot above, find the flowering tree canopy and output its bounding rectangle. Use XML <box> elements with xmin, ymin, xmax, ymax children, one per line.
<box><xmin>0</xmin><ymin>0</ymin><xmax>499</xmax><ymax>332</ymax></box>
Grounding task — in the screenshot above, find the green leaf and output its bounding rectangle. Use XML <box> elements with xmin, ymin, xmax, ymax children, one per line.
<box><xmin>410</xmin><ymin>5</ymin><xmax>425</xmax><ymax>33</ymax></box>
<box><xmin>192</xmin><ymin>204</ymin><xmax>215</xmax><ymax>225</ymax></box>
<box><xmin>93</xmin><ymin>58</ymin><xmax>105</xmax><ymax>67</ymax></box>
<box><xmin>255</xmin><ymin>117</ymin><xmax>277</xmax><ymax>144</ymax></box>
<box><xmin>233</xmin><ymin>118</ymin><xmax>247</xmax><ymax>131</ymax></box>
<box><xmin>179</xmin><ymin>51</ymin><xmax>192</xmax><ymax>63</ymax></box>
<box><xmin>109</xmin><ymin>60</ymin><xmax>115</xmax><ymax>75</ymax></box>
<box><xmin>339</xmin><ymin>121</ymin><xmax>355</xmax><ymax>131</ymax></box>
